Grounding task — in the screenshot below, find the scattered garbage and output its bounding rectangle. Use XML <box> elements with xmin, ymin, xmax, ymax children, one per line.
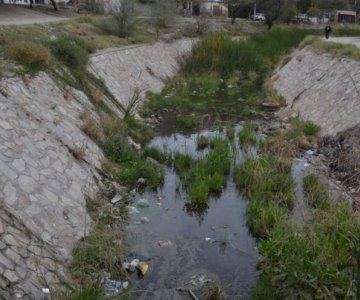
<box><xmin>205</xmin><ymin>237</ymin><xmax>216</xmax><ymax>243</ymax></box>
<box><xmin>137</xmin><ymin>261</ymin><xmax>149</xmax><ymax>276</ymax></box>
<box><xmin>128</xmin><ymin>136</ymin><xmax>141</xmax><ymax>150</ymax></box>
<box><xmin>305</xmin><ymin>149</ymin><xmax>315</xmax><ymax>156</ymax></box>
<box><xmin>154</xmin><ymin>240</ymin><xmax>175</xmax><ymax>248</ymax></box>
<box><xmin>136</xmin><ymin>198</ymin><xmax>150</xmax><ymax>208</ymax></box>
<box><xmin>141</xmin><ymin>217</ymin><xmax>150</xmax><ymax>224</ymax></box>
<box><xmin>42</xmin><ymin>288</ymin><xmax>50</xmax><ymax>294</ymax></box>
<box><xmin>137</xmin><ymin>178</ymin><xmax>147</xmax><ymax>185</ymax></box>
<box><xmin>104</xmin><ymin>280</ymin><xmax>129</xmax><ymax>295</ymax></box>
<box><xmin>111</xmin><ymin>194</ymin><xmax>122</xmax><ymax>204</ymax></box>
<box><xmin>128</xmin><ymin>206</ymin><xmax>140</xmax><ymax>215</ymax></box>
<box><xmin>211</xmin><ymin>225</ymin><xmax>229</xmax><ymax>231</ymax></box>
<box><xmin>123</xmin><ymin>259</ymin><xmax>149</xmax><ymax>276</ymax></box>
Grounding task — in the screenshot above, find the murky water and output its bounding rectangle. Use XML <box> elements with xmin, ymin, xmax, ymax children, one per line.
<box><xmin>125</xmin><ymin>127</ymin><xmax>259</xmax><ymax>299</ymax></box>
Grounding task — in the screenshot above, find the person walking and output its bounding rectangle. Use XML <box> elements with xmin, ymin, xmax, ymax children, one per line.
<box><xmin>325</xmin><ymin>24</ymin><xmax>332</xmax><ymax>39</ymax></box>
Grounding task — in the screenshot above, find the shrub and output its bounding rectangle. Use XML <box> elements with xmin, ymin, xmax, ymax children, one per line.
<box><xmin>7</xmin><ymin>41</ymin><xmax>50</xmax><ymax>69</ymax></box>
<box><xmin>303</xmin><ymin>121</ymin><xmax>320</xmax><ymax>136</ymax></box>
<box><xmin>50</xmin><ymin>35</ymin><xmax>89</xmax><ymax>68</ymax></box>
<box><xmin>103</xmin><ymin>134</ymin><xmax>138</xmax><ymax>163</ymax></box>
<box><xmin>111</xmin><ymin>0</ymin><xmax>134</xmax><ymax>38</ymax></box>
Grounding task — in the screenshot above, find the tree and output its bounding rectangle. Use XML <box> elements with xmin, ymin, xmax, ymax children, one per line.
<box><xmin>228</xmin><ymin>0</ymin><xmax>252</xmax><ymax>23</ymax></box>
<box><xmin>30</xmin><ymin>0</ymin><xmax>57</xmax><ymax>10</ymax></box>
<box><xmin>258</xmin><ymin>0</ymin><xmax>296</xmax><ymax>30</ymax></box>
<box><xmin>296</xmin><ymin>0</ymin><xmax>312</xmax><ymax>13</ymax></box>
<box><xmin>112</xmin><ymin>0</ymin><xmax>134</xmax><ymax>38</ymax></box>
<box><xmin>151</xmin><ymin>0</ymin><xmax>177</xmax><ymax>31</ymax></box>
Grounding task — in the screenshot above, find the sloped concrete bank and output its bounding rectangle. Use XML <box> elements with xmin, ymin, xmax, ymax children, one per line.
<box><xmin>89</xmin><ymin>39</ymin><xmax>195</xmax><ymax>112</ymax></box>
<box><xmin>272</xmin><ymin>47</ymin><xmax>360</xmax><ymax>137</ymax></box>
<box><xmin>272</xmin><ymin>46</ymin><xmax>360</xmax><ymax>197</ymax></box>
<box><xmin>0</xmin><ymin>39</ymin><xmax>193</xmax><ymax>299</ymax></box>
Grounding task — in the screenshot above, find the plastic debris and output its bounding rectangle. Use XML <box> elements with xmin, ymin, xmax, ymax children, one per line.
<box><xmin>154</xmin><ymin>240</ymin><xmax>175</xmax><ymax>248</ymax></box>
<box><xmin>137</xmin><ymin>261</ymin><xmax>149</xmax><ymax>276</ymax></box>
<box><xmin>42</xmin><ymin>288</ymin><xmax>50</xmax><ymax>294</ymax></box>
<box><xmin>205</xmin><ymin>237</ymin><xmax>216</xmax><ymax>243</ymax></box>
<box><xmin>136</xmin><ymin>199</ymin><xmax>150</xmax><ymax>208</ymax></box>
<box><xmin>111</xmin><ymin>194</ymin><xmax>122</xmax><ymax>204</ymax></box>
<box><xmin>305</xmin><ymin>149</ymin><xmax>315</xmax><ymax>156</ymax></box>
<box><xmin>141</xmin><ymin>217</ymin><xmax>150</xmax><ymax>224</ymax></box>
<box><xmin>130</xmin><ymin>259</ymin><xmax>140</xmax><ymax>268</ymax></box>
<box><xmin>104</xmin><ymin>280</ymin><xmax>129</xmax><ymax>295</ymax></box>
<box><xmin>128</xmin><ymin>206</ymin><xmax>140</xmax><ymax>214</ymax></box>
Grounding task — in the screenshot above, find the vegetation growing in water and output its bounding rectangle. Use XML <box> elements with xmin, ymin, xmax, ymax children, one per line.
<box><xmin>234</xmin><ymin>155</ymin><xmax>295</xmax><ymax>238</ymax></box>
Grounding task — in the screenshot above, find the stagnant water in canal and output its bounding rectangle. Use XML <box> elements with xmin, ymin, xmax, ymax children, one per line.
<box><xmin>125</xmin><ymin>125</ymin><xmax>261</xmax><ymax>299</ymax></box>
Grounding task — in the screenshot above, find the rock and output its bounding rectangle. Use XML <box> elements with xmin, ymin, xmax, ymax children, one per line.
<box><xmin>3</xmin><ymin>270</ymin><xmax>19</xmax><ymax>283</ymax></box>
<box><xmin>0</xmin><ymin>220</ymin><xmax>4</xmax><ymax>234</ymax></box>
<box><xmin>261</xmin><ymin>102</ymin><xmax>280</xmax><ymax>110</ymax></box>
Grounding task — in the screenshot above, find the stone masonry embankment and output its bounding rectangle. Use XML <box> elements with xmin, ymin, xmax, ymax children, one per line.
<box><xmin>0</xmin><ymin>39</ymin><xmax>193</xmax><ymax>299</ymax></box>
<box><xmin>272</xmin><ymin>47</ymin><xmax>360</xmax><ymax>137</ymax></box>
<box><xmin>89</xmin><ymin>39</ymin><xmax>195</xmax><ymax>112</ymax></box>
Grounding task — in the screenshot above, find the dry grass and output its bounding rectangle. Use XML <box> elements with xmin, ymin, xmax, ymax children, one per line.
<box><xmin>300</xmin><ymin>35</ymin><xmax>360</xmax><ymax>61</ymax></box>
<box><xmin>7</xmin><ymin>41</ymin><xmax>51</xmax><ymax>69</ymax></box>
<box><xmin>80</xmin><ymin>112</ymin><xmax>104</xmax><ymax>143</ymax></box>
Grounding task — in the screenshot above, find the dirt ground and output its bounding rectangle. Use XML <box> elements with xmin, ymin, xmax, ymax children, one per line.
<box><xmin>0</xmin><ymin>4</ymin><xmax>74</xmax><ymax>25</ymax></box>
<box><xmin>320</xmin><ymin>125</ymin><xmax>360</xmax><ymax>193</ymax></box>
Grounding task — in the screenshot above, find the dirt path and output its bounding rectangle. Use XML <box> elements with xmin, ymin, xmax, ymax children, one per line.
<box><xmin>0</xmin><ymin>4</ymin><xmax>69</xmax><ymax>25</ymax></box>
<box><xmin>323</xmin><ymin>36</ymin><xmax>360</xmax><ymax>48</ymax></box>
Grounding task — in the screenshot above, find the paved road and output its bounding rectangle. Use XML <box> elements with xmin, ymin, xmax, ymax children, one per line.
<box><xmin>323</xmin><ymin>36</ymin><xmax>360</xmax><ymax>48</ymax></box>
<box><xmin>0</xmin><ymin>4</ymin><xmax>68</xmax><ymax>25</ymax></box>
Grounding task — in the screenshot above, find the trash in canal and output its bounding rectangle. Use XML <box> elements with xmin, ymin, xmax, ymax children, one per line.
<box><xmin>123</xmin><ymin>259</ymin><xmax>149</xmax><ymax>276</ymax></box>
<box><xmin>154</xmin><ymin>240</ymin><xmax>175</xmax><ymax>248</ymax></box>
<box><xmin>137</xmin><ymin>261</ymin><xmax>149</xmax><ymax>276</ymax></box>
<box><xmin>104</xmin><ymin>280</ymin><xmax>129</xmax><ymax>295</ymax></box>
<box><xmin>128</xmin><ymin>206</ymin><xmax>140</xmax><ymax>214</ymax></box>
<box><xmin>136</xmin><ymin>198</ymin><xmax>150</xmax><ymax>208</ymax></box>
<box><xmin>205</xmin><ymin>237</ymin><xmax>216</xmax><ymax>243</ymax></box>
<box><xmin>305</xmin><ymin>149</ymin><xmax>315</xmax><ymax>156</ymax></box>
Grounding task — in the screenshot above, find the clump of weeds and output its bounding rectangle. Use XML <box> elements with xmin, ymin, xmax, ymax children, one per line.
<box><xmin>234</xmin><ymin>155</ymin><xmax>295</xmax><ymax>238</ymax></box>
<box><xmin>238</xmin><ymin>121</ymin><xmax>257</xmax><ymax>147</ymax></box>
<box><xmin>172</xmin><ymin>138</ymin><xmax>230</xmax><ymax>215</ymax></box>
